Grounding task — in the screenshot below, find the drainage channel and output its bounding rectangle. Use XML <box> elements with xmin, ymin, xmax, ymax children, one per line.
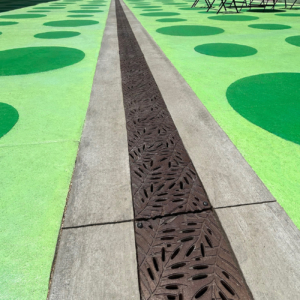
<box><xmin>115</xmin><ymin>0</ymin><xmax>253</xmax><ymax>299</ymax></box>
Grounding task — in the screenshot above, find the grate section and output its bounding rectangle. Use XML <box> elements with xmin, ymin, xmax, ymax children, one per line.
<box><xmin>116</xmin><ymin>0</ymin><xmax>211</xmax><ymax>220</ymax></box>
<box><xmin>135</xmin><ymin>211</ymin><xmax>252</xmax><ymax>300</ymax></box>
<box><xmin>116</xmin><ymin>1</ymin><xmax>253</xmax><ymax>299</ymax></box>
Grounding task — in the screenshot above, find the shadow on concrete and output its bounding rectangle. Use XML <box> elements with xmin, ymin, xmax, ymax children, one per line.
<box><xmin>0</xmin><ymin>0</ymin><xmax>59</xmax><ymax>13</ymax></box>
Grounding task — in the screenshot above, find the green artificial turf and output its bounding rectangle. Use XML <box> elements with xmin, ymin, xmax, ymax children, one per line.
<box><xmin>124</xmin><ymin>0</ymin><xmax>300</xmax><ymax>229</ymax></box>
<box><xmin>0</xmin><ymin>0</ymin><xmax>109</xmax><ymax>299</ymax></box>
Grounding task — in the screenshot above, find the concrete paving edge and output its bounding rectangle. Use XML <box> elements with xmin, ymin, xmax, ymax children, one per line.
<box><xmin>48</xmin><ymin>1</ymin><xmax>140</xmax><ymax>299</ymax></box>
<box><xmin>63</xmin><ymin>0</ymin><xmax>133</xmax><ymax>227</ymax></box>
<box><xmin>120</xmin><ymin>1</ymin><xmax>300</xmax><ymax>298</ymax></box>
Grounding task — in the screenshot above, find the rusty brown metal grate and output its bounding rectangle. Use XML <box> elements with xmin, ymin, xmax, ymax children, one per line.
<box><xmin>116</xmin><ymin>0</ymin><xmax>211</xmax><ymax>220</ymax></box>
<box><xmin>135</xmin><ymin>212</ymin><xmax>252</xmax><ymax>300</ymax></box>
<box><xmin>115</xmin><ymin>0</ymin><xmax>253</xmax><ymax>299</ymax></box>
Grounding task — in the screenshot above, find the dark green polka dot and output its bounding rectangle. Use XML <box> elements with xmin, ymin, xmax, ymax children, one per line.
<box><xmin>135</xmin><ymin>5</ymin><xmax>162</xmax><ymax>7</ymax></box>
<box><xmin>44</xmin><ymin>20</ymin><xmax>99</xmax><ymax>27</ymax></box>
<box><xmin>198</xmin><ymin>10</ymin><xmax>217</xmax><ymax>14</ymax></box>
<box><xmin>208</xmin><ymin>15</ymin><xmax>259</xmax><ymax>21</ymax></box>
<box><xmin>143</xmin><ymin>8</ymin><xmax>163</xmax><ymax>11</ymax></box>
<box><xmin>0</xmin><ymin>14</ymin><xmax>46</xmax><ymax>19</ymax></box>
<box><xmin>68</xmin><ymin>10</ymin><xmax>103</xmax><ymax>12</ymax></box>
<box><xmin>275</xmin><ymin>13</ymin><xmax>300</xmax><ymax>16</ymax></box>
<box><xmin>67</xmin><ymin>14</ymin><xmax>94</xmax><ymax>17</ymax></box>
<box><xmin>28</xmin><ymin>10</ymin><xmax>51</xmax><ymax>12</ymax></box>
<box><xmin>141</xmin><ymin>12</ymin><xmax>180</xmax><ymax>16</ymax></box>
<box><xmin>194</xmin><ymin>43</ymin><xmax>257</xmax><ymax>57</ymax></box>
<box><xmin>286</xmin><ymin>35</ymin><xmax>300</xmax><ymax>47</ymax></box>
<box><xmin>0</xmin><ymin>21</ymin><xmax>18</xmax><ymax>25</ymax></box>
<box><xmin>0</xmin><ymin>47</ymin><xmax>85</xmax><ymax>76</ymax></box>
<box><xmin>227</xmin><ymin>73</ymin><xmax>300</xmax><ymax>144</ymax></box>
<box><xmin>163</xmin><ymin>2</ymin><xmax>186</xmax><ymax>4</ymax></box>
<box><xmin>156</xmin><ymin>25</ymin><xmax>224</xmax><ymax>36</ymax></box>
<box><xmin>32</xmin><ymin>6</ymin><xmax>65</xmax><ymax>9</ymax></box>
<box><xmin>0</xmin><ymin>103</ymin><xmax>19</xmax><ymax>139</ymax></box>
<box><xmin>246</xmin><ymin>9</ymin><xmax>286</xmax><ymax>12</ymax></box>
<box><xmin>34</xmin><ymin>31</ymin><xmax>81</xmax><ymax>39</ymax></box>
<box><xmin>156</xmin><ymin>17</ymin><xmax>187</xmax><ymax>22</ymax></box>
<box><xmin>179</xmin><ymin>7</ymin><xmax>204</xmax><ymax>10</ymax></box>
<box><xmin>248</xmin><ymin>23</ymin><xmax>291</xmax><ymax>30</ymax></box>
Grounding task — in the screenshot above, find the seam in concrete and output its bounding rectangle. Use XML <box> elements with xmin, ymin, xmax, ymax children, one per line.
<box><xmin>214</xmin><ymin>200</ymin><xmax>277</xmax><ymax>210</ymax></box>
<box><xmin>63</xmin><ymin>219</ymin><xmax>134</xmax><ymax>230</ymax></box>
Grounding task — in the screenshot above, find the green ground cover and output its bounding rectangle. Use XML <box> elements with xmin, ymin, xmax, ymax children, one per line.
<box><xmin>124</xmin><ymin>0</ymin><xmax>300</xmax><ymax>229</ymax></box>
<box><xmin>0</xmin><ymin>0</ymin><xmax>109</xmax><ymax>299</ymax></box>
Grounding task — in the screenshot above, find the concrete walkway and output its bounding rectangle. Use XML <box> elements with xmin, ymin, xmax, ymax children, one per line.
<box><xmin>48</xmin><ymin>0</ymin><xmax>300</xmax><ymax>299</ymax></box>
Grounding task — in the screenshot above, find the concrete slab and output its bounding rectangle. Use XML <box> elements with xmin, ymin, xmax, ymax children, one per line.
<box><xmin>120</xmin><ymin>0</ymin><xmax>275</xmax><ymax>209</ymax></box>
<box><xmin>48</xmin><ymin>222</ymin><xmax>140</xmax><ymax>300</ymax></box>
<box><xmin>216</xmin><ymin>202</ymin><xmax>300</xmax><ymax>299</ymax></box>
<box><xmin>63</xmin><ymin>0</ymin><xmax>133</xmax><ymax>227</ymax></box>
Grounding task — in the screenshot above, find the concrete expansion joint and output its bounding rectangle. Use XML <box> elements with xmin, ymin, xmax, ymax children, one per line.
<box><xmin>62</xmin><ymin>219</ymin><xmax>134</xmax><ymax>230</ymax></box>
<box><xmin>214</xmin><ymin>200</ymin><xmax>277</xmax><ymax>210</ymax></box>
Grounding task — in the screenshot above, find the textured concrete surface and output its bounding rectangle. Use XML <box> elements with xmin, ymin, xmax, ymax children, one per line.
<box><xmin>63</xmin><ymin>0</ymin><xmax>133</xmax><ymax>227</ymax></box>
<box><xmin>48</xmin><ymin>222</ymin><xmax>140</xmax><ymax>300</ymax></box>
<box><xmin>217</xmin><ymin>202</ymin><xmax>300</xmax><ymax>299</ymax></box>
<box><xmin>120</xmin><ymin>0</ymin><xmax>275</xmax><ymax>209</ymax></box>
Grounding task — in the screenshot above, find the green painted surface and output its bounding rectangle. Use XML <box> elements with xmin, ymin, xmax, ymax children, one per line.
<box><xmin>44</xmin><ymin>19</ymin><xmax>99</xmax><ymax>26</ymax></box>
<box><xmin>0</xmin><ymin>14</ymin><xmax>46</xmax><ymax>19</ymax></box>
<box><xmin>0</xmin><ymin>103</ymin><xmax>19</xmax><ymax>138</ymax></box>
<box><xmin>227</xmin><ymin>73</ymin><xmax>300</xmax><ymax>144</ymax></box>
<box><xmin>156</xmin><ymin>25</ymin><xmax>224</xmax><ymax>36</ymax></box>
<box><xmin>285</xmin><ymin>35</ymin><xmax>300</xmax><ymax>46</ymax></box>
<box><xmin>34</xmin><ymin>31</ymin><xmax>81</xmax><ymax>39</ymax></box>
<box><xmin>67</xmin><ymin>14</ymin><xmax>95</xmax><ymax>17</ymax></box>
<box><xmin>0</xmin><ymin>47</ymin><xmax>85</xmax><ymax>75</ymax></box>
<box><xmin>208</xmin><ymin>15</ymin><xmax>259</xmax><ymax>21</ymax></box>
<box><xmin>68</xmin><ymin>9</ymin><xmax>104</xmax><ymax>12</ymax></box>
<box><xmin>0</xmin><ymin>0</ymin><xmax>110</xmax><ymax>299</ymax></box>
<box><xmin>156</xmin><ymin>17</ymin><xmax>187</xmax><ymax>21</ymax></box>
<box><xmin>194</xmin><ymin>43</ymin><xmax>257</xmax><ymax>57</ymax></box>
<box><xmin>248</xmin><ymin>23</ymin><xmax>291</xmax><ymax>30</ymax></box>
<box><xmin>0</xmin><ymin>21</ymin><xmax>18</xmax><ymax>25</ymax></box>
<box><xmin>124</xmin><ymin>0</ymin><xmax>300</xmax><ymax>229</ymax></box>
<box><xmin>144</xmin><ymin>8</ymin><xmax>164</xmax><ymax>10</ymax></box>
<box><xmin>275</xmin><ymin>13</ymin><xmax>300</xmax><ymax>16</ymax></box>
<box><xmin>141</xmin><ymin>11</ymin><xmax>180</xmax><ymax>16</ymax></box>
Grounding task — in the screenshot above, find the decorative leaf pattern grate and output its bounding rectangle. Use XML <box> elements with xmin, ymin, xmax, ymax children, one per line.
<box><xmin>116</xmin><ymin>0</ymin><xmax>211</xmax><ymax>220</ymax></box>
<box><xmin>115</xmin><ymin>0</ymin><xmax>253</xmax><ymax>299</ymax></box>
<box><xmin>135</xmin><ymin>212</ymin><xmax>252</xmax><ymax>300</ymax></box>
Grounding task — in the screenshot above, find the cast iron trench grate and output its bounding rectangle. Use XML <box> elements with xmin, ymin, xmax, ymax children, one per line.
<box><xmin>115</xmin><ymin>0</ymin><xmax>253</xmax><ymax>299</ymax></box>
